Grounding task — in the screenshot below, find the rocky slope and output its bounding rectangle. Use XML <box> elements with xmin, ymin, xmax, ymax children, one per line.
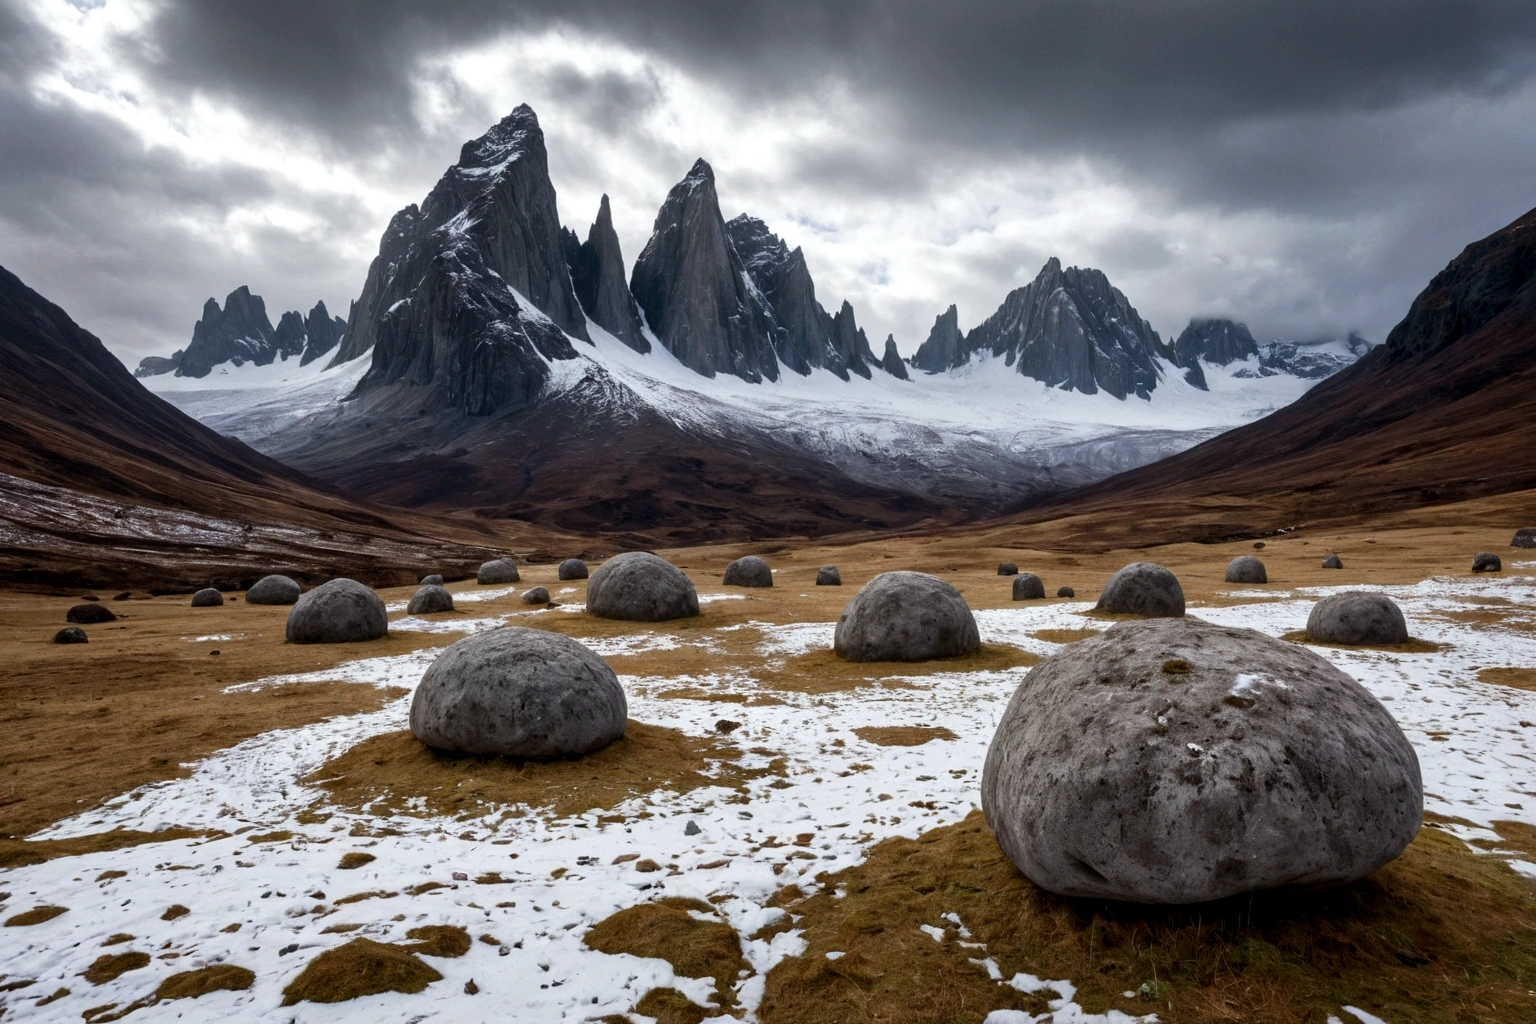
<box><xmin>569</xmin><ymin>194</ymin><xmax>647</xmax><ymax>352</ymax></box>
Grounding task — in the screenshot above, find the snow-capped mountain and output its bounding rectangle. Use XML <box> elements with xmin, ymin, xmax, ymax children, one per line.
<box><xmin>134</xmin><ymin>288</ymin><xmax>346</xmax><ymax>378</ymax></box>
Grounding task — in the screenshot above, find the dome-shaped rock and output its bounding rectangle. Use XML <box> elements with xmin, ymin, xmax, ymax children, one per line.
<box><xmin>522</xmin><ymin>586</ymin><xmax>551</xmax><ymax>605</ymax></box>
<box><xmin>834</xmin><ymin>571</ymin><xmax>980</xmax><ymax>662</ymax></box>
<box><xmin>1512</xmin><ymin>528</ymin><xmax>1536</xmax><ymax>549</ymax></box>
<box><xmin>407</xmin><ymin>585</ymin><xmax>455</xmax><ymax>615</ymax></box>
<box><xmin>1472</xmin><ymin>552</ymin><xmax>1502</xmax><ymax>573</ymax></box>
<box><xmin>1305</xmin><ymin>592</ymin><xmax>1409</xmax><ymax>646</ymax></box>
<box><xmin>1095</xmin><ymin>563</ymin><xmax>1185</xmax><ymax>618</ymax></box>
<box><xmin>1057</xmin><ymin>586</ymin><xmax>1076</xmax><ymax>598</ymax></box>
<box><xmin>409</xmin><ymin>626</ymin><xmax>627</xmax><ymax>758</ymax></box>
<box><xmin>981</xmin><ymin>617</ymin><xmax>1422</xmax><ymax>903</ymax></box>
<box><xmin>997</xmin><ymin>562</ymin><xmax>1018</xmax><ymax>576</ymax></box>
<box><xmin>477</xmin><ymin>559</ymin><xmax>521</xmax><ymax>585</ymax></box>
<box><xmin>286</xmin><ymin>579</ymin><xmax>388</xmax><ymax>644</ymax></box>
<box><xmin>1321</xmin><ymin>553</ymin><xmax>1344</xmax><ymax>569</ymax></box>
<box><xmin>191</xmin><ymin>588</ymin><xmax>224</xmax><ymax>607</ymax></box>
<box><xmin>53</xmin><ymin>626</ymin><xmax>88</xmax><ymax>644</ymax></box>
<box><xmin>1011</xmin><ymin>573</ymin><xmax>1045</xmax><ymax>600</ymax></box>
<box><xmin>558</xmin><ymin>559</ymin><xmax>589</xmax><ymax>581</ymax></box>
<box><xmin>1224</xmin><ymin>556</ymin><xmax>1268</xmax><ymax>584</ymax></box>
<box><xmin>723</xmin><ymin>556</ymin><xmax>773</xmax><ymax>587</ymax></box>
<box><xmin>247</xmin><ymin>575</ymin><xmax>302</xmax><ymax>605</ymax></box>
<box><xmin>66</xmin><ymin>603</ymin><xmax>116</xmax><ymax>625</ymax></box>
<box><xmin>586</xmin><ymin>553</ymin><xmax>699</xmax><ymax>622</ymax></box>
<box><xmin>420</xmin><ymin>574</ymin><xmax>444</xmax><ymax>587</ymax></box>
<box><xmin>816</xmin><ymin>565</ymin><xmax>842</xmax><ymax>586</ymax></box>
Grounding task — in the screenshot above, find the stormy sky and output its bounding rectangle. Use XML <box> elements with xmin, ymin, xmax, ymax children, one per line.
<box><xmin>4</xmin><ymin>0</ymin><xmax>1536</xmax><ymax>364</ymax></box>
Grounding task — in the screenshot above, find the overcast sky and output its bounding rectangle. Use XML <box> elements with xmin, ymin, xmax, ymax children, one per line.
<box><xmin>4</xmin><ymin>0</ymin><xmax>1536</xmax><ymax>364</ymax></box>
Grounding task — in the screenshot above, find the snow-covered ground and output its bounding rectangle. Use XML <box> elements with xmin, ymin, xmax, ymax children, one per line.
<box><xmin>4</xmin><ymin>574</ymin><xmax>1533</xmax><ymax>1023</ymax></box>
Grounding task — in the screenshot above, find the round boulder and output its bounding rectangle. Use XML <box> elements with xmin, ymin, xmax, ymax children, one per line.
<box><xmin>1513</xmin><ymin>528</ymin><xmax>1536</xmax><ymax>549</ymax></box>
<box><xmin>816</xmin><ymin>565</ymin><xmax>842</xmax><ymax>586</ymax></box>
<box><xmin>522</xmin><ymin>586</ymin><xmax>551</xmax><ymax>605</ymax></box>
<box><xmin>1321</xmin><ymin>553</ymin><xmax>1344</xmax><ymax>569</ymax></box>
<box><xmin>53</xmin><ymin>627</ymin><xmax>88</xmax><ymax>644</ymax></box>
<box><xmin>1011</xmin><ymin>573</ymin><xmax>1046</xmax><ymax>600</ymax></box>
<box><xmin>981</xmin><ymin>617</ymin><xmax>1422</xmax><ymax>903</ymax></box>
<box><xmin>1095</xmin><ymin>563</ymin><xmax>1185</xmax><ymax>618</ymax></box>
<box><xmin>285</xmin><ymin>579</ymin><xmax>388</xmax><ymax>644</ymax></box>
<box><xmin>1057</xmin><ymin>586</ymin><xmax>1076</xmax><ymax>598</ymax></box>
<box><xmin>834</xmin><ymin>571</ymin><xmax>980</xmax><ymax>662</ymax></box>
<box><xmin>477</xmin><ymin>559</ymin><xmax>521</xmax><ymax>585</ymax></box>
<box><xmin>1224</xmin><ymin>556</ymin><xmax>1268</xmax><ymax>584</ymax></box>
<box><xmin>723</xmin><ymin>556</ymin><xmax>773</xmax><ymax>587</ymax></box>
<box><xmin>1472</xmin><ymin>552</ymin><xmax>1502</xmax><ymax>573</ymax></box>
<box><xmin>558</xmin><ymin>558</ymin><xmax>589</xmax><ymax>581</ymax></box>
<box><xmin>420</xmin><ymin>574</ymin><xmax>444</xmax><ymax>587</ymax></box>
<box><xmin>246</xmin><ymin>575</ymin><xmax>301</xmax><ymax>605</ymax></box>
<box><xmin>1306</xmin><ymin>592</ymin><xmax>1409</xmax><ymax>646</ymax></box>
<box><xmin>191</xmin><ymin>588</ymin><xmax>224</xmax><ymax>607</ymax></box>
<box><xmin>407</xmin><ymin>585</ymin><xmax>455</xmax><ymax>615</ymax></box>
<box><xmin>66</xmin><ymin>603</ymin><xmax>115</xmax><ymax>625</ymax></box>
<box><xmin>997</xmin><ymin>562</ymin><xmax>1019</xmax><ymax>576</ymax></box>
<box><xmin>586</xmin><ymin>552</ymin><xmax>699</xmax><ymax>622</ymax></box>
<box><xmin>409</xmin><ymin>626</ymin><xmax>627</xmax><ymax>758</ymax></box>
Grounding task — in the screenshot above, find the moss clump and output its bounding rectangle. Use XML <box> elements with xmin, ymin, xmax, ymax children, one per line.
<box><xmin>281</xmin><ymin>938</ymin><xmax>442</xmax><ymax>1006</ymax></box>
<box><xmin>154</xmin><ymin>964</ymin><xmax>255</xmax><ymax>1001</ymax></box>
<box><xmin>635</xmin><ymin>986</ymin><xmax>711</xmax><ymax>1024</ymax></box>
<box><xmin>586</xmin><ymin>898</ymin><xmax>745</xmax><ymax>1008</ymax></box>
<box><xmin>82</xmin><ymin>951</ymin><xmax>150</xmax><ymax>985</ymax></box>
<box><xmin>160</xmin><ymin>904</ymin><xmax>189</xmax><ymax>921</ymax></box>
<box><xmin>337</xmin><ymin>852</ymin><xmax>376</xmax><ymax>869</ymax></box>
<box><xmin>4</xmin><ymin>905</ymin><xmax>67</xmax><ymax>926</ymax></box>
<box><xmin>853</xmin><ymin>726</ymin><xmax>957</xmax><ymax>747</ymax></box>
<box><xmin>401</xmin><ymin>925</ymin><xmax>471</xmax><ymax>958</ymax></box>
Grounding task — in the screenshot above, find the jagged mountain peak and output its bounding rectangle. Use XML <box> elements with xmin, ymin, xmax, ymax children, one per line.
<box><xmin>572</xmin><ymin>192</ymin><xmax>647</xmax><ymax>352</ymax></box>
<box><xmin>685</xmin><ymin>157</ymin><xmax>716</xmax><ymax>186</ymax></box>
<box><xmin>456</xmin><ymin>103</ymin><xmax>542</xmax><ymax>172</ymax></box>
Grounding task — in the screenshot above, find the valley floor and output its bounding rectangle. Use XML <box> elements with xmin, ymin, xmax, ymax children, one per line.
<box><xmin>2</xmin><ymin>514</ymin><xmax>1535</xmax><ymax>1023</ymax></box>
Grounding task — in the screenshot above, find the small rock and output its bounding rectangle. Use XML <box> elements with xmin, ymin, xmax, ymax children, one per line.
<box><xmin>1056</xmin><ymin>586</ymin><xmax>1075</xmax><ymax>598</ymax></box>
<box><xmin>557</xmin><ymin>558</ymin><xmax>589</xmax><ymax>581</ymax></box>
<box><xmin>714</xmin><ymin>719</ymin><xmax>741</xmax><ymax>734</ymax></box>
<box><xmin>407</xmin><ymin>585</ymin><xmax>455</xmax><ymax>615</ymax></box>
<box><xmin>1095</xmin><ymin>563</ymin><xmax>1185</xmax><ymax>618</ymax></box>
<box><xmin>997</xmin><ymin>562</ymin><xmax>1019</xmax><ymax>576</ymax></box>
<box><xmin>1512</xmin><ymin>528</ymin><xmax>1536</xmax><ymax>549</ymax></box>
<box><xmin>521</xmin><ymin>586</ymin><xmax>550</xmax><ymax>605</ymax></box>
<box><xmin>452</xmin><ymin>872</ymin><xmax>468</xmax><ymax>881</ymax></box>
<box><xmin>815</xmin><ymin>565</ymin><xmax>842</xmax><ymax>586</ymax></box>
<box><xmin>1472</xmin><ymin>552</ymin><xmax>1502</xmax><ymax>573</ymax></box>
<box><xmin>834</xmin><ymin>571</ymin><xmax>979</xmax><ymax>662</ymax></box>
<box><xmin>112</xmin><ymin>592</ymin><xmax>132</xmax><ymax>601</ymax></box>
<box><xmin>634</xmin><ymin>859</ymin><xmax>661</xmax><ymax>873</ymax></box>
<box><xmin>285</xmin><ymin>579</ymin><xmax>388</xmax><ymax>645</ymax></box>
<box><xmin>53</xmin><ymin>627</ymin><xmax>88</xmax><ymax>644</ymax></box>
<box><xmin>420</xmin><ymin>574</ymin><xmax>445</xmax><ymax>587</ymax></box>
<box><xmin>1306</xmin><ymin>592</ymin><xmax>1409</xmax><ymax>646</ymax></box>
<box><xmin>684</xmin><ymin>821</ymin><xmax>701</xmax><ymax>836</ymax></box>
<box><xmin>723</xmin><ymin>555</ymin><xmax>773</xmax><ymax>587</ymax></box>
<box><xmin>1011</xmin><ymin>573</ymin><xmax>1045</xmax><ymax>600</ymax></box>
<box><xmin>191</xmin><ymin>588</ymin><xmax>224</xmax><ymax>607</ymax></box>
<box><xmin>477</xmin><ymin>559</ymin><xmax>521</xmax><ymax>585</ymax></box>
<box><xmin>246</xmin><ymin>575</ymin><xmax>302</xmax><ymax>605</ymax></box>
<box><xmin>209</xmin><ymin>649</ymin><xmax>220</xmax><ymax>656</ymax></box>
<box><xmin>279</xmin><ymin>944</ymin><xmax>298</xmax><ymax>956</ymax></box>
<box><xmin>465</xmin><ymin>979</ymin><xmax>480</xmax><ymax>995</ymax></box>
<box><xmin>1253</xmin><ymin>542</ymin><xmax>1266</xmax><ymax>549</ymax></box>
<box><xmin>66</xmin><ymin>603</ymin><xmax>116</xmax><ymax>625</ymax></box>
<box><xmin>586</xmin><ymin>552</ymin><xmax>699</xmax><ymax>622</ymax></box>
<box><xmin>1224</xmin><ymin>556</ymin><xmax>1268</xmax><ymax>584</ymax></box>
<box><xmin>1321</xmin><ymin>553</ymin><xmax>1344</xmax><ymax>569</ymax></box>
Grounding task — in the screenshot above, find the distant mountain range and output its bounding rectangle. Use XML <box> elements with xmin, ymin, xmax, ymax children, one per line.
<box><xmin>134</xmin><ymin>288</ymin><xmax>346</xmax><ymax>378</ymax></box>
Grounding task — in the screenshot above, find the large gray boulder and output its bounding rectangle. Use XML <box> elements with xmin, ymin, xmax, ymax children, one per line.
<box><xmin>1513</xmin><ymin>528</ymin><xmax>1536</xmax><ymax>549</ymax></box>
<box><xmin>409</xmin><ymin>627</ymin><xmax>627</xmax><ymax>758</ymax></box>
<box><xmin>997</xmin><ymin>562</ymin><xmax>1019</xmax><ymax>576</ymax></box>
<box><xmin>1057</xmin><ymin>586</ymin><xmax>1076</xmax><ymax>598</ymax></box>
<box><xmin>723</xmin><ymin>555</ymin><xmax>773</xmax><ymax>587</ymax></box>
<box><xmin>834</xmin><ymin>571</ymin><xmax>980</xmax><ymax>662</ymax></box>
<box><xmin>191</xmin><ymin>588</ymin><xmax>224</xmax><ymax>607</ymax></box>
<box><xmin>558</xmin><ymin>558</ymin><xmax>589</xmax><ymax>581</ymax></box>
<box><xmin>1011</xmin><ymin>573</ymin><xmax>1045</xmax><ymax>600</ymax></box>
<box><xmin>586</xmin><ymin>552</ymin><xmax>699</xmax><ymax>622</ymax></box>
<box><xmin>1095</xmin><ymin>563</ymin><xmax>1185</xmax><ymax>618</ymax></box>
<box><xmin>67</xmin><ymin>603</ymin><xmax>115</xmax><ymax>624</ymax></box>
<box><xmin>247</xmin><ymin>575</ymin><xmax>302</xmax><ymax>605</ymax></box>
<box><xmin>420</xmin><ymin>574</ymin><xmax>445</xmax><ymax>587</ymax></box>
<box><xmin>1224</xmin><ymin>556</ymin><xmax>1268</xmax><ymax>584</ymax></box>
<box><xmin>1305</xmin><ymin>592</ymin><xmax>1409</xmax><ymax>646</ymax></box>
<box><xmin>1472</xmin><ymin>552</ymin><xmax>1502</xmax><ymax>573</ymax></box>
<box><xmin>477</xmin><ymin>559</ymin><xmax>521</xmax><ymax>585</ymax></box>
<box><xmin>407</xmin><ymin>585</ymin><xmax>455</xmax><ymax>615</ymax></box>
<box><xmin>981</xmin><ymin>617</ymin><xmax>1422</xmax><ymax>903</ymax></box>
<box><xmin>53</xmin><ymin>627</ymin><xmax>88</xmax><ymax>644</ymax></box>
<box><xmin>816</xmin><ymin>565</ymin><xmax>842</xmax><ymax>586</ymax></box>
<box><xmin>522</xmin><ymin>586</ymin><xmax>551</xmax><ymax>605</ymax></box>
<box><xmin>286</xmin><ymin>579</ymin><xmax>388</xmax><ymax>644</ymax></box>
<box><xmin>1321</xmin><ymin>553</ymin><xmax>1344</xmax><ymax>569</ymax></box>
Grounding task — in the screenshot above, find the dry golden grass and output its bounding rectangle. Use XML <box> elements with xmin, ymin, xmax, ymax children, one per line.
<box><xmin>1479</xmin><ymin>667</ymin><xmax>1536</xmax><ymax>692</ymax></box>
<box><xmin>752</xmin><ymin>645</ymin><xmax>1037</xmax><ymax>695</ymax></box>
<box><xmin>399</xmin><ymin>925</ymin><xmax>472</xmax><ymax>958</ymax></box>
<box><xmin>81</xmin><ymin>951</ymin><xmax>149</xmax><ymax>985</ymax></box>
<box><xmin>153</xmin><ymin>964</ymin><xmax>255</xmax><ymax>1001</ymax></box>
<box><xmin>1032</xmin><ymin>627</ymin><xmax>1104</xmax><ymax>644</ymax></box>
<box><xmin>852</xmin><ymin>726</ymin><xmax>957</xmax><ymax>747</ymax></box>
<box><xmin>758</xmin><ymin>811</ymin><xmax>1536</xmax><ymax>1024</ymax></box>
<box><xmin>585</xmin><ymin>897</ymin><xmax>746</xmax><ymax>1011</ymax></box>
<box><xmin>1279</xmin><ymin>630</ymin><xmax>1446</xmax><ymax>654</ymax></box>
<box><xmin>0</xmin><ymin>827</ymin><xmax>214</xmax><ymax>869</ymax></box>
<box><xmin>281</xmin><ymin>938</ymin><xmax>443</xmax><ymax>1006</ymax></box>
<box><xmin>634</xmin><ymin>986</ymin><xmax>713</xmax><ymax>1024</ymax></box>
<box><xmin>4</xmin><ymin>904</ymin><xmax>67</xmax><ymax>926</ymax></box>
<box><xmin>305</xmin><ymin>721</ymin><xmax>764</xmax><ymax>821</ymax></box>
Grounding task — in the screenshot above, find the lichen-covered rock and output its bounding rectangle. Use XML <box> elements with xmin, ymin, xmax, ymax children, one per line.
<box><xmin>997</xmin><ymin>562</ymin><xmax>1018</xmax><ymax>576</ymax></box>
<box><xmin>53</xmin><ymin>627</ymin><xmax>88</xmax><ymax>644</ymax></box>
<box><xmin>477</xmin><ymin>559</ymin><xmax>521</xmax><ymax>585</ymax></box>
<box><xmin>816</xmin><ymin>565</ymin><xmax>842</xmax><ymax>586</ymax></box>
<box><xmin>247</xmin><ymin>575</ymin><xmax>302</xmax><ymax>605</ymax></box>
<box><xmin>522</xmin><ymin>586</ymin><xmax>551</xmax><ymax>605</ymax></box>
<box><xmin>1322</xmin><ymin>554</ymin><xmax>1344</xmax><ymax>569</ymax></box>
<box><xmin>1224</xmin><ymin>556</ymin><xmax>1268</xmax><ymax>584</ymax></box>
<box><xmin>834</xmin><ymin>571</ymin><xmax>980</xmax><ymax>662</ymax></box>
<box><xmin>191</xmin><ymin>588</ymin><xmax>224</xmax><ymax>607</ymax></box>
<box><xmin>1011</xmin><ymin>573</ymin><xmax>1045</xmax><ymax>600</ymax></box>
<box><xmin>586</xmin><ymin>552</ymin><xmax>699</xmax><ymax>622</ymax></box>
<box><xmin>1095</xmin><ymin>563</ymin><xmax>1185</xmax><ymax>618</ymax></box>
<box><xmin>407</xmin><ymin>585</ymin><xmax>455</xmax><ymax>615</ymax></box>
<box><xmin>723</xmin><ymin>556</ymin><xmax>773</xmax><ymax>587</ymax></box>
<box><xmin>286</xmin><ymin>579</ymin><xmax>388</xmax><ymax>644</ymax></box>
<box><xmin>409</xmin><ymin>626</ymin><xmax>626</xmax><ymax>758</ymax></box>
<box><xmin>1305</xmin><ymin>592</ymin><xmax>1409</xmax><ymax>646</ymax></box>
<box><xmin>981</xmin><ymin>617</ymin><xmax>1422</xmax><ymax>903</ymax></box>
<box><xmin>558</xmin><ymin>558</ymin><xmax>589</xmax><ymax>581</ymax></box>
<box><xmin>1472</xmin><ymin>552</ymin><xmax>1502</xmax><ymax>573</ymax></box>
<box><xmin>420</xmin><ymin>574</ymin><xmax>445</xmax><ymax>587</ymax></box>
<box><xmin>67</xmin><ymin>603</ymin><xmax>116</xmax><ymax>625</ymax></box>
<box><xmin>1057</xmin><ymin>586</ymin><xmax>1076</xmax><ymax>598</ymax></box>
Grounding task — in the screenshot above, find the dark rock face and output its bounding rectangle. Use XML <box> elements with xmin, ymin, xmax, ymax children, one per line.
<box><xmin>1057</xmin><ymin>586</ymin><xmax>1076</xmax><ymax>598</ymax></box>
<box><xmin>1322</xmin><ymin>554</ymin><xmax>1344</xmax><ymax>569</ymax></box>
<box><xmin>965</xmin><ymin>259</ymin><xmax>1167</xmax><ymax>399</ymax></box>
<box><xmin>133</xmin><ymin>350</ymin><xmax>183</xmax><ymax>378</ymax></box>
<box><xmin>722</xmin><ymin>555</ymin><xmax>773</xmax><ymax>587</ymax></box>
<box><xmin>585</xmin><ymin>552</ymin><xmax>699</xmax><ymax>622</ymax></box>
<box><xmin>1172</xmin><ymin>319</ymin><xmax>1260</xmax><ymax>369</ymax></box>
<box><xmin>981</xmin><ymin>618</ymin><xmax>1422</xmax><ymax>903</ymax></box>
<box><xmin>834</xmin><ymin>571</ymin><xmax>980</xmax><ymax>662</ymax></box>
<box><xmin>1096</xmin><ymin>562</ymin><xmax>1185</xmax><ymax>618</ymax></box>
<box><xmin>177</xmin><ymin>287</ymin><xmax>279</xmax><ymax>378</ymax></box>
<box><xmin>273</xmin><ymin>311</ymin><xmax>308</xmax><ymax>362</ymax></box>
<box><xmin>816</xmin><ymin>565</ymin><xmax>842</xmax><ymax>586</ymax></box>
<box><xmin>299</xmin><ymin>301</ymin><xmax>348</xmax><ymax>366</ymax></box>
<box><xmin>286</xmin><ymin>578</ymin><xmax>388</xmax><ymax>644</ymax></box>
<box><xmin>1306</xmin><ymin>592</ymin><xmax>1409</xmax><ymax>646</ymax></box>
<box><xmin>1513</xmin><ymin>529</ymin><xmax>1536</xmax><ymax>549</ymax></box>
<box><xmin>521</xmin><ymin>586</ymin><xmax>550</xmax><ymax>604</ymax></box>
<box><xmin>1472</xmin><ymin>552</ymin><xmax>1502</xmax><ymax>573</ymax></box>
<box><xmin>557</xmin><ymin>558</ymin><xmax>589</xmax><ymax>581</ymax></box>
<box><xmin>997</xmin><ymin>562</ymin><xmax>1018</xmax><ymax>575</ymax></box>
<box><xmin>247</xmin><ymin>575</ymin><xmax>302</xmax><ymax>605</ymax></box>
<box><xmin>407</xmin><ymin>584</ymin><xmax>455</xmax><ymax>615</ymax></box>
<box><xmin>571</xmin><ymin>194</ymin><xmax>647</xmax><ymax>352</ymax></box>
<box><xmin>409</xmin><ymin>626</ymin><xmax>626</xmax><ymax>758</ymax></box>
<box><xmin>54</xmin><ymin>626</ymin><xmax>89</xmax><ymax>644</ymax></box>
<box><xmin>1224</xmin><ymin>556</ymin><xmax>1268</xmax><ymax>584</ymax></box>
<box><xmin>420</xmin><ymin>574</ymin><xmax>445</xmax><ymax>586</ymax></box>
<box><xmin>1012</xmin><ymin>573</ymin><xmax>1046</xmax><ymax>600</ymax></box>
<box><xmin>66</xmin><ymin>602</ymin><xmax>116</xmax><ymax>624</ymax></box>
<box><xmin>477</xmin><ymin>559</ymin><xmax>521</xmax><ymax>585</ymax></box>
<box><xmin>631</xmin><ymin>160</ymin><xmax>779</xmax><ymax>383</ymax></box>
<box><xmin>334</xmin><ymin>105</ymin><xmax>585</xmax><ymax>417</ymax></box>
<box><xmin>909</xmin><ymin>305</ymin><xmax>965</xmax><ymax>374</ymax></box>
<box><xmin>191</xmin><ymin>587</ymin><xmax>224</xmax><ymax>607</ymax></box>
<box><xmin>831</xmin><ymin>301</ymin><xmax>878</xmax><ymax>380</ymax></box>
<box><xmin>879</xmin><ymin>334</ymin><xmax>910</xmax><ymax>380</ymax></box>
